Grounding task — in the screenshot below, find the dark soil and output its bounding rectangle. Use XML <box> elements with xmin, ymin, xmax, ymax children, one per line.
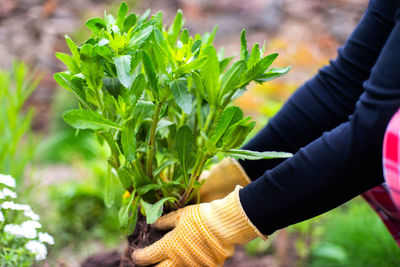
<box><xmin>81</xmin><ymin>212</ymin><xmax>166</xmax><ymax>267</ymax></box>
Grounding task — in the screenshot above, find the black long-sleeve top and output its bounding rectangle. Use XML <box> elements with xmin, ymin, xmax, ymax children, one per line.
<box><xmin>239</xmin><ymin>0</ymin><xmax>400</xmax><ymax>235</ymax></box>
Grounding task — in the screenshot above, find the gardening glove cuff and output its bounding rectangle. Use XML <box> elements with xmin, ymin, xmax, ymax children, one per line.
<box><xmin>199</xmin><ymin>157</ymin><xmax>251</xmax><ymax>202</ymax></box>
<box><xmin>202</xmin><ymin>185</ymin><xmax>267</xmax><ymax>245</ymax></box>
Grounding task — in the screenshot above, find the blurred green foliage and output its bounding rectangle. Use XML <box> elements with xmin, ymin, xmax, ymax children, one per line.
<box><xmin>0</xmin><ymin>232</ymin><xmax>35</xmax><ymax>266</ymax></box>
<box><xmin>286</xmin><ymin>198</ymin><xmax>400</xmax><ymax>266</ymax></box>
<box><xmin>0</xmin><ymin>62</ymin><xmax>40</xmax><ymax>183</ymax></box>
<box><xmin>37</xmin><ymin>90</ymin><xmax>100</xmax><ymax>163</ymax></box>
<box><xmin>46</xmin><ymin>172</ymin><xmax>123</xmax><ymax>249</ymax></box>
<box><xmin>309</xmin><ymin>198</ymin><xmax>400</xmax><ymax>267</ymax></box>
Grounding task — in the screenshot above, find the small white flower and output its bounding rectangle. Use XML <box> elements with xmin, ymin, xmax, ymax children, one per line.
<box><xmin>4</xmin><ymin>220</ymin><xmax>41</xmax><ymax>239</ymax></box>
<box><xmin>0</xmin><ymin>174</ymin><xmax>16</xmax><ymax>188</ymax></box>
<box><xmin>0</xmin><ymin>211</ymin><xmax>4</xmax><ymax>221</ymax></box>
<box><xmin>24</xmin><ymin>210</ymin><xmax>40</xmax><ymax>221</ymax></box>
<box><xmin>0</xmin><ymin>190</ymin><xmax>4</xmax><ymax>199</ymax></box>
<box><xmin>1</xmin><ymin>201</ymin><xmax>31</xmax><ymax>211</ymax></box>
<box><xmin>1</xmin><ymin>188</ymin><xmax>17</xmax><ymax>198</ymax></box>
<box><xmin>4</xmin><ymin>224</ymin><xmax>29</xmax><ymax>238</ymax></box>
<box><xmin>38</xmin><ymin>232</ymin><xmax>54</xmax><ymax>245</ymax></box>
<box><xmin>21</xmin><ymin>220</ymin><xmax>42</xmax><ymax>229</ymax></box>
<box><xmin>25</xmin><ymin>240</ymin><xmax>47</xmax><ymax>261</ymax></box>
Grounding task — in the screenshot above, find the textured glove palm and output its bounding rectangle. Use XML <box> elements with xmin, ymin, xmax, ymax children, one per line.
<box><xmin>131</xmin><ymin>186</ymin><xmax>265</xmax><ymax>266</ymax></box>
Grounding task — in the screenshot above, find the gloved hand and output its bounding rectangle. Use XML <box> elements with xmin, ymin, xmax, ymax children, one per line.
<box><xmin>131</xmin><ymin>186</ymin><xmax>266</xmax><ymax>267</ymax></box>
<box><xmin>199</xmin><ymin>157</ymin><xmax>251</xmax><ymax>203</ymax></box>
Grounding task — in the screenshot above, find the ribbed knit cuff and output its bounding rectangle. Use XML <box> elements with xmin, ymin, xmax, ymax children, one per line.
<box><xmin>200</xmin><ymin>186</ymin><xmax>267</xmax><ymax>246</ymax></box>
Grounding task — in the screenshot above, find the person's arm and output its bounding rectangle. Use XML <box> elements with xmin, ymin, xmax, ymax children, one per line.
<box><xmin>240</xmin><ymin>1</ymin><xmax>400</xmax><ymax>235</ymax></box>
<box><xmin>240</xmin><ymin>0</ymin><xmax>396</xmax><ymax>180</ymax></box>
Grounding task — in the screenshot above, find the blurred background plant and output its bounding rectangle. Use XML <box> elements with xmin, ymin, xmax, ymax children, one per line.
<box><xmin>1</xmin><ymin>0</ymin><xmax>399</xmax><ymax>266</ymax></box>
<box><xmin>0</xmin><ymin>62</ymin><xmax>40</xmax><ymax>184</ymax></box>
<box><xmin>0</xmin><ymin>174</ymin><xmax>54</xmax><ymax>265</ymax></box>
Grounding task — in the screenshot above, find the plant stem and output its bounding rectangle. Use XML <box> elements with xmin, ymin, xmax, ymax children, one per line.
<box><xmin>202</xmin><ymin>106</ymin><xmax>215</xmax><ymax>135</ymax></box>
<box><xmin>146</xmin><ymin>102</ymin><xmax>162</xmax><ymax>179</ymax></box>
<box><xmin>94</xmin><ymin>85</ymin><xmax>106</xmax><ymax>116</ymax></box>
<box><xmin>179</xmin><ymin>152</ymin><xmax>208</xmax><ymax>206</ymax></box>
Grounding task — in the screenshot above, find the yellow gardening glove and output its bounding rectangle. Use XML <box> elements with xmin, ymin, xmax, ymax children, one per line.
<box><xmin>131</xmin><ymin>186</ymin><xmax>266</xmax><ymax>267</ymax></box>
<box><xmin>199</xmin><ymin>157</ymin><xmax>251</xmax><ymax>203</ymax></box>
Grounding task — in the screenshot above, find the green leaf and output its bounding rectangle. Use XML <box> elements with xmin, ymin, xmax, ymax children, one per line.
<box><xmin>126</xmin><ymin>207</ymin><xmax>138</xmax><ymax>235</ymax></box>
<box><xmin>117</xmin><ymin>2</ymin><xmax>129</xmax><ymax>29</ymax></box>
<box><xmin>104</xmin><ymin>165</ymin><xmax>114</xmax><ymax>208</ymax></box>
<box><xmin>123</xmin><ymin>13</ymin><xmax>137</xmax><ymax>33</ymax></box>
<box><xmin>199</xmin><ymin>46</ymin><xmax>220</xmax><ymax>106</ymax></box>
<box><xmin>55</xmin><ymin>52</ymin><xmax>80</xmax><ymax>74</ymax></box>
<box><xmin>219</xmin><ymin>60</ymin><xmax>247</xmax><ymax>100</ymax></box>
<box><xmin>121</xmin><ymin>120</ymin><xmax>136</xmax><ymax>162</ymax></box>
<box><xmin>192</xmin><ymin>72</ymin><xmax>206</xmax><ymax>99</ymax></box>
<box><xmin>114</xmin><ymin>55</ymin><xmax>133</xmax><ymax>88</ymax></box>
<box><xmin>119</xmin><ymin>191</ymin><xmax>137</xmax><ymax>234</ymax></box>
<box><xmin>63</xmin><ymin>109</ymin><xmax>121</xmax><ymax>130</ymax></box>
<box><xmin>219</xmin><ymin>56</ymin><xmax>234</xmax><ymax>72</ymax></box>
<box><xmin>149</xmin><ymin>41</ymin><xmax>166</xmax><ymax>73</ymax></box>
<box><xmin>203</xmin><ymin>26</ymin><xmax>218</xmax><ymax>46</ymax></box>
<box><xmin>176</xmin><ymin>125</ymin><xmax>193</xmax><ymax>184</ymax></box>
<box><xmin>142</xmin><ymin>50</ymin><xmax>159</xmax><ymax>96</ymax></box>
<box><xmin>170</xmin><ymin>78</ymin><xmax>192</xmax><ymax>114</ymax></box>
<box><xmin>191</xmin><ymin>39</ymin><xmax>202</xmax><ymax>53</ymax></box>
<box><xmin>130</xmin><ymin>73</ymin><xmax>145</xmax><ymax>103</ymax></box>
<box><xmin>137</xmin><ymin>184</ymin><xmax>162</xmax><ymax>195</ymax></box>
<box><xmin>211</xmin><ymin>106</ymin><xmax>243</xmax><ymax>144</ymax></box>
<box><xmin>153</xmin><ymin>11</ymin><xmax>163</xmax><ymax>30</ymax></box>
<box><xmin>137</xmin><ymin>9</ymin><xmax>151</xmax><ymax>26</ymax></box>
<box><xmin>222</xmin><ymin>149</ymin><xmax>293</xmax><ymax>160</ymax></box>
<box><xmin>117</xmin><ymin>167</ymin><xmax>133</xmax><ymax>189</ymax></box>
<box><xmin>128</xmin><ymin>26</ymin><xmax>153</xmax><ymax>50</ymax></box>
<box><xmin>247</xmin><ymin>43</ymin><xmax>260</xmax><ymax>69</ymax></box>
<box><xmin>94</xmin><ymin>45</ymin><xmax>113</xmax><ymax>62</ymax></box>
<box><xmin>240</xmin><ymin>30</ymin><xmax>249</xmax><ymax>60</ymax></box>
<box><xmin>86</xmin><ymin>17</ymin><xmax>106</xmax><ymax>33</ymax></box>
<box><xmin>243</xmin><ymin>53</ymin><xmax>278</xmax><ymax>84</ymax></box>
<box><xmin>103</xmin><ymin>77</ymin><xmax>123</xmax><ymax>98</ymax></box>
<box><xmin>153</xmin><ymin>28</ymin><xmax>174</xmax><ymax>63</ymax></box>
<box><xmin>65</xmin><ymin>35</ymin><xmax>80</xmax><ymax>64</ymax></box>
<box><xmin>132</xmin><ymin>100</ymin><xmax>154</xmax><ymax>131</ymax></box>
<box><xmin>175</xmin><ymin>56</ymin><xmax>208</xmax><ymax>77</ymax></box>
<box><xmin>80</xmin><ymin>44</ymin><xmax>104</xmax><ymax>92</ymax></box>
<box><xmin>180</xmin><ymin>28</ymin><xmax>189</xmax><ymax>44</ymax></box>
<box><xmin>157</xmin><ymin>119</ymin><xmax>174</xmax><ymax>131</ymax></box>
<box><xmin>54</xmin><ymin>73</ymin><xmax>87</xmax><ymax>106</ymax></box>
<box><xmin>141</xmin><ymin>197</ymin><xmax>176</xmax><ymax>224</ymax></box>
<box><xmin>222</xmin><ymin>119</ymin><xmax>255</xmax><ymax>149</ymax></box>
<box><xmin>255</xmin><ymin>67</ymin><xmax>291</xmax><ymax>83</ymax></box>
<box><xmin>201</xmin><ymin>131</ymin><xmax>217</xmax><ymax>154</ymax></box>
<box><xmin>168</xmin><ymin>9</ymin><xmax>184</xmax><ymax>46</ymax></box>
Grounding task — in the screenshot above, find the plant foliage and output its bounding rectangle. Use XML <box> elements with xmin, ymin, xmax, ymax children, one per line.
<box><xmin>0</xmin><ymin>62</ymin><xmax>40</xmax><ymax>183</ymax></box>
<box><xmin>55</xmin><ymin>2</ymin><xmax>291</xmax><ymax>233</ymax></box>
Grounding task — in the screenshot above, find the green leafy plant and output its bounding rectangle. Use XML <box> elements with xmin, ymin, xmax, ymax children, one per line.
<box><xmin>55</xmin><ymin>2</ymin><xmax>291</xmax><ymax>234</ymax></box>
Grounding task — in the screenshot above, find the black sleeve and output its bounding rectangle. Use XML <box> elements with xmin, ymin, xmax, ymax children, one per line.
<box><xmin>239</xmin><ymin>1</ymin><xmax>400</xmax><ymax>235</ymax></box>
<box><xmin>239</xmin><ymin>0</ymin><xmax>395</xmax><ymax>180</ymax></box>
